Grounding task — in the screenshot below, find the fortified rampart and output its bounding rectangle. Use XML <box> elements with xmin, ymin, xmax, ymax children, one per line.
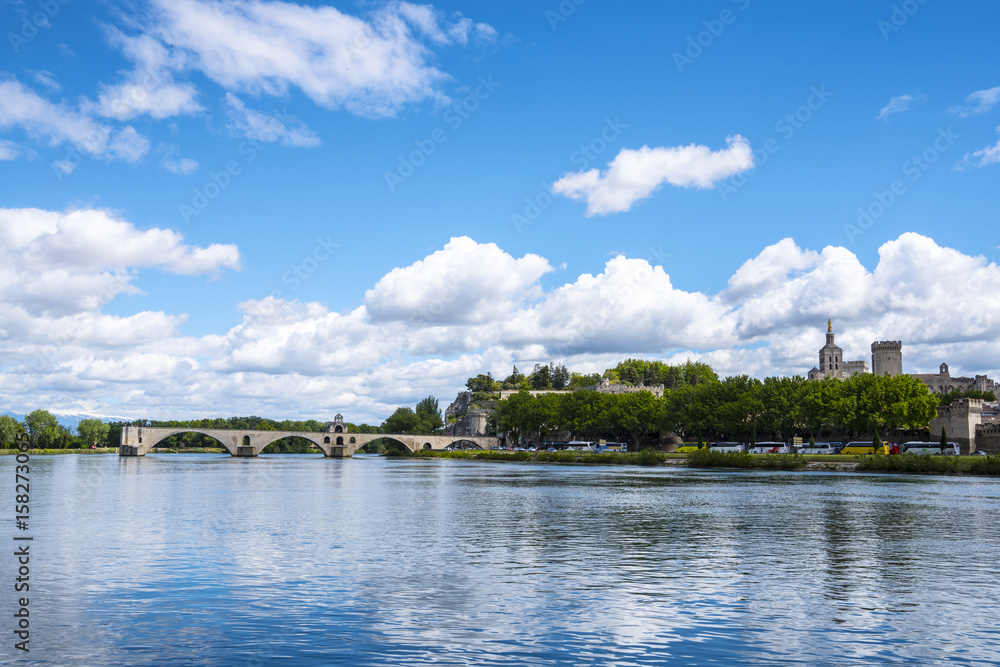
<box><xmin>975</xmin><ymin>423</ymin><xmax>1000</xmax><ymax>454</ymax></box>
<box><xmin>930</xmin><ymin>398</ymin><xmax>983</xmax><ymax>454</ymax></box>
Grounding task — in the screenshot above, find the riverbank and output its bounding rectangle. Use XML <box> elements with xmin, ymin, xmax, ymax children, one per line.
<box><xmin>0</xmin><ymin>447</ymin><xmax>226</xmax><ymax>455</ymax></box>
<box><xmin>412</xmin><ymin>449</ymin><xmax>1000</xmax><ymax>476</ymax></box>
<box><xmin>0</xmin><ymin>447</ymin><xmax>117</xmax><ymax>455</ymax></box>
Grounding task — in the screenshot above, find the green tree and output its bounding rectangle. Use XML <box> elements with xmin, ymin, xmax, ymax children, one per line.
<box><xmin>381</xmin><ymin>407</ymin><xmax>421</xmax><ymax>434</ymax></box>
<box><xmin>77</xmin><ymin>419</ymin><xmax>110</xmax><ymax>448</ymax></box>
<box><xmin>0</xmin><ymin>415</ymin><xmax>20</xmax><ymax>447</ymax></box>
<box><xmin>799</xmin><ymin>377</ymin><xmax>842</xmax><ymax>439</ymax></box>
<box><xmin>567</xmin><ymin>372</ymin><xmax>601</xmax><ymax>389</ymax></box>
<box><xmin>415</xmin><ymin>396</ymin><xmax>444</xmax><ymax>432</ymax></box>
<box><xmin>529</xmin><ymin>364</ymin><xmax>552</xmax><ymax>389</ymax></box>
<box><xmin>501</xmin><ymin>365</ymin><xmax>529</xmax><ymax>390</ymax></box>
<box><xmin>551</xmin><ymin>365</ymin><xmax>571</xmax><ymax>389</ymax></box>
<box><xmin>837</xmin><ymin>374</ymin><xmax>939</xmax><ymax>441</ymax></box>
<box><xmin>607</xmin><ymin>391</ymin><xmax>662</xmax><ymax>449</ymax></box>
<box><xmin>756</xmin><ymin>376</ymin><xmax>807</xmax><ymax>440</ymax></box>
<box><xmin>466</xmin><ymin>373</ymin><xmax>497</xmax><ymax>394</ymax></box>
<box><xmin>24</xmin><ymin>409</ymin><xmax>58</xmax><ymax>448</ymax></box>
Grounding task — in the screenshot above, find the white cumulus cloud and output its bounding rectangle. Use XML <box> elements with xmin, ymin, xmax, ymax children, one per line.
<box><xmin>552</xmin><ymin>135</ymin><xmax>754</xmax><ymax>216</ymax></box>
<box><xmin>365</xmin><ymin>236</ymin><xmax>553</xmax><ymax>325</ymax></box>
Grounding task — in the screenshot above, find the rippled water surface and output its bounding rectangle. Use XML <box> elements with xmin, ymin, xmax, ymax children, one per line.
<box><xmin>3</xmin><ymin>453</ymin><xmax>1000</xmax><ymax>665</ymax></box>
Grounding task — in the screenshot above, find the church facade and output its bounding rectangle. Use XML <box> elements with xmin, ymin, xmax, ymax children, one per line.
<box><xmin>806</xmin><ymin>320</ymin><xmax>869</xmax><ymax>380</ymax></box>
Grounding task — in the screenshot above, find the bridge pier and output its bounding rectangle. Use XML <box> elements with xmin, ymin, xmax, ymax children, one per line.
<box><xmin>327</xmin><ymin>446</ymin><xmax>351</xmax><ymax>458</ymax></box>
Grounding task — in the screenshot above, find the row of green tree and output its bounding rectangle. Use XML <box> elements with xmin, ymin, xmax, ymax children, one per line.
<box><xmin>0</xmin><ymin>411</ymin><xmax>111</xmax><ymax>449</ymax></box>
<box><xmin>466</xmin><ymin>359</ymin><xmax>718</xmax><ymax>396</ymax></box>
<box><xmin>0</xmin><ymin>411</ymin><xmax>385</xmax><ymax>451</ymax></box>
<box><xmin>492</xmin><ymin>373</ymin><xmax>945</xmax><ymax>448</ymax></box>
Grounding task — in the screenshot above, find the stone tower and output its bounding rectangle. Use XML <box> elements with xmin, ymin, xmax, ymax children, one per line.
<box><xmin>871</xmin><ymin>341</ymin><xmax>903</xmax><ymax>377</ymax></box>
<box><xmin>818</xmin><ymin>319</ymin><xmax>845</xmax><ymax>378</ymax></box>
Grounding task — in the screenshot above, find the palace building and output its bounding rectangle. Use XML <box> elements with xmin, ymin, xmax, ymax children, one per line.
<box><xmin>805</xmin><ymin>321</ymin><xmax>997</xmax><ymax>395</ymax></box>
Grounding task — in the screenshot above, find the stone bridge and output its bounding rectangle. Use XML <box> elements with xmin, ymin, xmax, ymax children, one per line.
<box><xmin>119</xmin><ymin>425</ymin><xmax>498</xmax><ymax>458</ymax></box>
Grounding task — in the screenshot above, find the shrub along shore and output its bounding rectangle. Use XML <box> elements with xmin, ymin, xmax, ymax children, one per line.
<box><xmin>5</xmin><ymin>447</ymin><xmax>998</xmax><ymax>477</ymax></box>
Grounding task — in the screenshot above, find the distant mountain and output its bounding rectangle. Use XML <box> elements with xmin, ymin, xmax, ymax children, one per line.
<box><xmin>1</xmin><ymin>411</ymin><xmax>129</xmax><ymax>432</ymax></box>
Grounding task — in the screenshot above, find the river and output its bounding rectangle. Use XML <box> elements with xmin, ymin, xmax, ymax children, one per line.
<box><xmin>2</xmin><ymin>453</ymin><xmax>999</xmax><ymax>665</ymax></box>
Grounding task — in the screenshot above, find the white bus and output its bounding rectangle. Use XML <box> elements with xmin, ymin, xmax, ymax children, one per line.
<box><xmin>901</xmin><ymin>441</ymin><xmax>960</xmax><ymax>456</ymax></box>
<box><xmin>901</xmin><ymin>441</ymin><xmax>943</xmax><ymax>455</ymax></box>
<box><xmin>797</xmin><ymin>442</ymin><xmax>839</xmax><ymax>455</ymax></box>
<box><xmin>564</xmin><ymin>440</ymin><xmax>597</xmax><ymax>451</ymax></box>
<box><xmin>749</xmin><ymin>442</ymin><xmax>790</xmax><ymax>454</ymax></box>
<box><xmin>708</xmin><ymin>442</ymin><xmax>746</xmax><ymax>453</ymax></box>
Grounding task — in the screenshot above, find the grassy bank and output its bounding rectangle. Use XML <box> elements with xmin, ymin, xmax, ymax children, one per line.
<box><xmin>0</xmin><ymin>447</ymin><xmax>229</xmax><ymax>455</ymax></box>
<box><xmin>686</xmin><ymin>449</ymin><xmax>808</xmax><ymax>470</ymax></box>
<box><xmin>855</xmin><ymin>454</ymin><xmax>1000</xmax><ymax>475</ymax></box>
<box><xmin>0</xmin><ymin>447</ymin><xmax>117</xmax><ymax>455</ymax></box>
<box><xmin>412</xmin><ymin>448</ymin><xmax>669</xmax><ymax>466</ymax></box>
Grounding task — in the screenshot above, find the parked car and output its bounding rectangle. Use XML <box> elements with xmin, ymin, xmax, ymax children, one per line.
<box><xmin>973</xmin><ymin>450</ymin><xmax>988</xmax><ymax>456</ymax></box>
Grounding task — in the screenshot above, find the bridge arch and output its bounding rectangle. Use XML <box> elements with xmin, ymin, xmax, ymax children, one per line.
<box><xmin>445</xmin><ymin>438</ymin><xmax>489</xmax><ymax>450</ymax></box>
<box><xmin>135</xmin><ymin>428</ymin><xmax>235</xmax><ymax>455</ymax></box>
<box><xmin>257</xmin><ymin>433</ymin><xmax>329</xmax><ymax>454</ymax></box>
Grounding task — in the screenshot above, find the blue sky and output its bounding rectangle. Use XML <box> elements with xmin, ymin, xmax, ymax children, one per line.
<box><xmin>1</xmin><ymin>0</ymin><xmax>999</xmax><ymax>423</ymax></box>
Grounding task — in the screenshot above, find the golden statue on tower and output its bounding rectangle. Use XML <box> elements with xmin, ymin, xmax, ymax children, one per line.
<box><xmin>828</xmin><ymin>319</ymin><xmax>832</xmax><ymax>333</ymax></box>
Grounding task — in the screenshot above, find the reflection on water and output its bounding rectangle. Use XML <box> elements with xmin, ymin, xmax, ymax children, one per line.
<box><xmin>2</xmin><ymin>454</ymin><xmax>999</xmax><ymax>665</ymax></box>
